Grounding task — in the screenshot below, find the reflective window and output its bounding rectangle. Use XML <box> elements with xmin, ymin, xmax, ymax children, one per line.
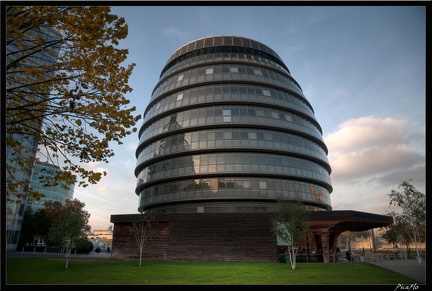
<box><xmin>136</xmin><ymin>152</ymin><xmax>331</xmax><ymax>188</ymax></box>
<box><xmin>138</xmin><ymin>176</ymin><xmax>331</xmax><ymax>212</ymax></box>
<box><xmin>143</xmin><ymin>83</ymin><xmax>315</xmax><ymax>125</ymax></box>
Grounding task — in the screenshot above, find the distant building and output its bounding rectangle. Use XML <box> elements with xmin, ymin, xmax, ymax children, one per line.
<box><xmin>87</xmin><ymin>229</ymin><xmax>113</xmax><ymax>249</ymax></box>
<box><xmin>26</xmin><ymin>160</ymin><xmax>75</xmax><ymax>213</ymax></box>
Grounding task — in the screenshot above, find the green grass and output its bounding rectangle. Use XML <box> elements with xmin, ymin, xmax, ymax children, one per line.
<box><xmin>6</xmin><ymin>257</ymin><xmax>418</xmax><ymax>285</ymax></box>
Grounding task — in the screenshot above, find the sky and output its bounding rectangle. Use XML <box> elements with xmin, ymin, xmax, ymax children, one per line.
<box><xmin>70</xmin><ymin>5</ymin><xmax>426</xmax><ymax>231</ymax></box>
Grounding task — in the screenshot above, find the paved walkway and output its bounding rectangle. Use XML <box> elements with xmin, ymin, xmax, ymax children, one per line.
<box><xmin>367</xmin><ymin>258</ymin><xmax>426</xmax><ymax>284</ymax></box>
<box><xmin>6</xmin><ymin>251</ymin><xmax>112</xmax><ymax>259</ymax></box>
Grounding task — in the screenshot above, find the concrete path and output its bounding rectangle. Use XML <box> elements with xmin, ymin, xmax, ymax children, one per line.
<box><xmin>368</xmin><ymin>258</ymin><xmax>426</xmax><ymax>284</ymax></box>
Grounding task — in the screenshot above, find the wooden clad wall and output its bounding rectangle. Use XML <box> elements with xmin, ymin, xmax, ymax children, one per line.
<box><xmin>111</xmin><ymin>213</ymin><xmax>278</xmax><ymax>262</ymax></box>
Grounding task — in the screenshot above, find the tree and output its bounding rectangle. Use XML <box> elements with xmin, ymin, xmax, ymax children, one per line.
<box><xmin>380</xmin><ymin>211</ymin><xmax>413</xmax><ymax>256</ymax></box>
<box><xmin>45</xmin><ymin>198</ymin><xmax>90</xmax><ymax>268</ymax></box>
<box><xmin>387</xmin><ymin>180</ymin><xmax>426</xmax><ymax>262</ymax></box>
<box><xmin>18</xmin><ymin>208</ymin><xmax>51</xmax><ymax>248</ymax></box>
<box><xmin>272</xmin><ymin>200</ymin><xmax>309</xmax><ymax>270</ymax></box>
<box><xmin>129</xmin><ymin>212</ymin><xmax>159</xmax><ymax>267</ymax></box>
<box><xmin>6</xmin><ymin>6</ymin><xmax>140</xmax><ymax>204</ymax></box>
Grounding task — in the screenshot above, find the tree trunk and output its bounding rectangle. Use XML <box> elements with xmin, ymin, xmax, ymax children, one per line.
<box><xmin>139</xmin><ymin>248</ymin><xmax>143</xmax><ymax>266</ymax></box>
<box><xmin>65</xmin><ymin>247</ymin><xmax>70</xmax><ymax>269</ymax></box>
<box><xmin>414</xmin><ymin>229</ymin><xmax>421</xmax><ymax>263</ymax></box>
<box><xmin>287</xmin><ymin>247</ymin><xmax>297</xmax><ymax>270</ymax></box>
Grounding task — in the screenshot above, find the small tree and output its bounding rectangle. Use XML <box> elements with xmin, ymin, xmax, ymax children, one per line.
<box><xmin>46</xmin><ymin>198</ymin><xmax>90</xmax><ymax>268</ymax></box>
<box><xmin>387</xmin><ymin>180</ymin><xmax>425</xmax><ymax>262</ymax></box>
<box><xmin>129</xmin><ymin>212</ymin><xmax>158</xmax><ymax>267</ymax></box>
<box><xmin>272</xmin><ymin>200</ymin><xmax>309</xmax><ymax>270</ymax></box>
<box><xmin>380</xmin><ymin>211</ymin><xmax>412</xmax><ymax>251</ymax></box>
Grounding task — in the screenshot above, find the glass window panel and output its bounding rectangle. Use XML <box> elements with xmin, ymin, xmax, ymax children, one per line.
<box><xmin>255</xmin><ymin>109</ymin><xmax>264</xmax><ymax>117</ymax></box>
<box><xmin>243</xmin><ymin>181</ymin><xmax>251</xmax><ymax>188</ymax></box>
<box><xmin>177</xmin><ymin>75</ymin><xmax>184</xmax><ymax>81</ymax></box>
<box><xmin>248</xmin><ymin>132</ymin><xmax>257</xmax><ymax>139</ymax></box>
<box><xmin>240</xmin><ymin>108</ymin><xmax>248</xmax><ymax>116</ymax></box>
<box><xmin>215</xmin><ymin>131</ymin><xmax>223</xmax><ymax>139</ymax></box>
<box><xmin>198</xmin><ymin>87</ymin><xmax>206</xmax><ymax>95</ymax></box>
<box><xmin>214</xmin><ymin>85</ymin><xmax>222</xmax><ymax>94</ymax></box>
<box><xmin>206</xmin><ymin>68</ymin><xmax>213</xmax><ymax>74</ymax></box>
<box><xmin>199</xmin><ymin>141</ymin><xmax>206</xmax><ymax>148</ymax></box>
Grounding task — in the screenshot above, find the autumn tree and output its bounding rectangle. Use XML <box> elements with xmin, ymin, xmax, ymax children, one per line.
<box><xmin>6</xmin><ymin>6</ymin><xmax>140</xmax><ymax>203</ymax></box>
<box><xmin>45</xmin><ymin>198</ymin><xmax>90</xmax><ymax>268</ymax></box>
<box><xmin>387</xmin><ymin>180</ymin><xmax>426</xmax><ymax>262</ymax></box>
<box><xmin>272</xmin><ymin>200</ymin><xmax>309</xmax><ymax>270</ymax></box>
<box><xmin>129</xmin><ymin>212</ymin><xmax>159</xmax><ymax>267</ymax></box>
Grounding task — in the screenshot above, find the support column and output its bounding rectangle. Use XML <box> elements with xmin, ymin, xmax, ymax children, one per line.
<box><xmin>319</xmin><ymin>231</ymin><xmax>330</xmax><ymax>263</ymax></box>
<box><xmin>329</xmin><ymin>233</ymin><xmax>340</xmax><ymax>262</ymax></box>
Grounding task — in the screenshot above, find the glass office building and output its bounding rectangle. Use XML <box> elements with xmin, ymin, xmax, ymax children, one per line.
<box><xmin>135</xmin><ymin>35</ymin><xmax>332</xmax><ymax>214</ymax></box>
<box><xmin>26</xmin><ymin>160</ymin><xmax>75</xmax><ymax>213</ymax></box>
<box><xmin>6</xmin><ymin>26</ymin><xmax>60</xmax><ymax>251</ymax></box>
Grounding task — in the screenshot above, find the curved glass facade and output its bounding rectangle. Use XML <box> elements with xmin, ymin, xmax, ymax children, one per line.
<box><xmin>135</xmin><ymin>35</ymin><xmax>333</xmax><ymax>213</ymax></box>
<box><xmin>26</xmin><ymin>161</ymin><xmax>75</xmax><ymax>213</ymax></box>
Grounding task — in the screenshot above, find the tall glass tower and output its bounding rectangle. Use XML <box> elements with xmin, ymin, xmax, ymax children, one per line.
<box><xmin>6</xmin><ymin>25</ymin><xmax>60</xmax><ymax>251</ymax></box>
<box><xmin>135</xmin><ymin>35</ymin><xmax>332</xmax><ymax>214</ymax></box>
<box><xmin>26</xmin><ymin>160</ymin><xmax>75</xmax><ymax>213</ymax></box>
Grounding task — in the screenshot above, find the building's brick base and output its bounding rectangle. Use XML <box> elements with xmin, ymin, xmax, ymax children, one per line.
<box><xmin>110</xmin><ymin>210</ymin><xmax>392</xmax><ymax>262</ymax></box>
<box><xmin>111</xmin><ymin>212</ymin><xmax>277</xmax><ymax>262</ymax></box>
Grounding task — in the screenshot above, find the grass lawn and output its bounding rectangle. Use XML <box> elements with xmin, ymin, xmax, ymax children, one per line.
<box><xmin>5</xmin><ymin>257</ymin><xmax>419</xmax><ymax>285</ymax></box>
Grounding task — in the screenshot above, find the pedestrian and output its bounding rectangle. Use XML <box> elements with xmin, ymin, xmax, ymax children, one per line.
<box><xmin>335</xmin><ymin>247</ymin><xmax>341</xmax><ymax>262</ymax></box>
<box><xmin>346</xmin><ymin>250</ymin><xmax>352</xmax><ymax>262</ymax></box>
<box><xmin>107</xmin><ymin>246</ymin><xmax>110</xmax><ymax>253</ymax></box>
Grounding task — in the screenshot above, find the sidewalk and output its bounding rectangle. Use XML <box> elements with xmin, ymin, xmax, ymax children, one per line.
<box><xmin>6</xmin><ymin>250</ymin><xmax>112</xmax><ymax>259</ymax></box>
<box><xmin>367</xmin><ymin>259</ymin><xmax>426</xmax><ymax>284</ymax></box>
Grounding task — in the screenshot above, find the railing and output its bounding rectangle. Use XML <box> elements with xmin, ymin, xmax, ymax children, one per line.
<box><xmin>342</xmin><ymin>252</ymin><xmax>408</xmax><ymax>263</ymax></box>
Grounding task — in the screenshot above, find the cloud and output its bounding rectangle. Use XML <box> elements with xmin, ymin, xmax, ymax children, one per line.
<box><xmin>325</xmin><ymin>116</ymin><xmax>426</xmax><ymax>214</ymax></box>
<box><xmin>325</xmin><ymin>116</ymin><xmax>407</xmax><ymax>152</ymax></box>
<box><xmin>81</xmin><ymin>161</ymin><xmax>109</xmax><ymax>174</ymax></box>
<box><xmin>127</xmin><ymin>141</ymin><xmax>138</xmax><ymax>151</ymax></box>
<box><xmin>161</xmin><ymin>26</ymin><xmax>190</xmax><ymax>40</ymax></box>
